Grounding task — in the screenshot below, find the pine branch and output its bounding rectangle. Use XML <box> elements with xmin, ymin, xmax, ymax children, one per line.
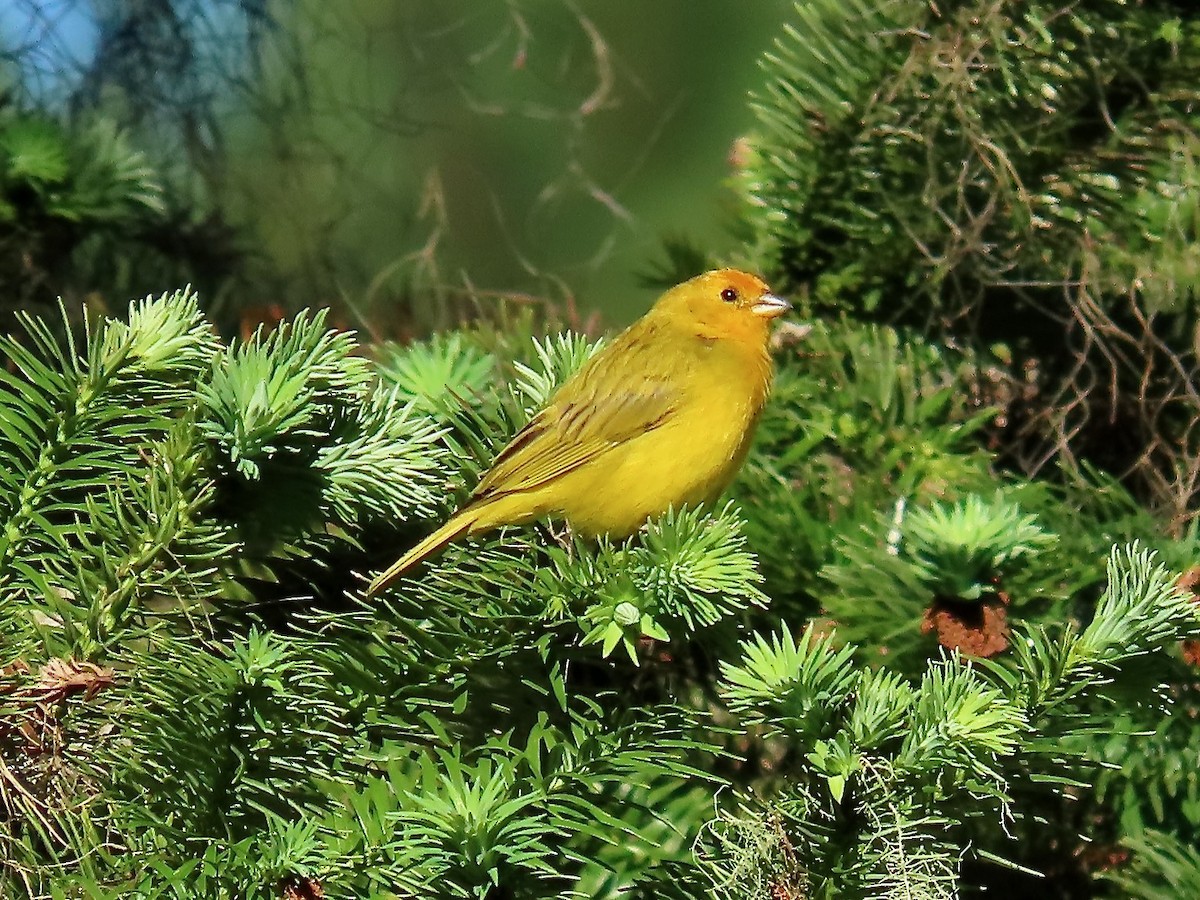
<box><xmin>0</xmin><ymin>290</ymin><xmax>221</xmax><ymax>654</ymax></box>
<box><xmin>709</xmin><ymin>545</ymin><xmax>1199</xmax><ymax>896</ymax></box>
<box><xmin>198</xmin><ymin>308</ymin><xmax>373</xmax><ymax>480</ymax></box>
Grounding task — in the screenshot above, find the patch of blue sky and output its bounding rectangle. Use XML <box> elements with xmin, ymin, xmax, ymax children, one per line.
<box><xmin>0</xmin><ymin>0</ymin><xmax>100</xmax><ymax>104</ymax></box>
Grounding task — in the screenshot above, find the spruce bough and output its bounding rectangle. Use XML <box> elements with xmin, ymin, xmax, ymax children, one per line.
<box><xmin>0</xmin><ymin>291</ymin><xmax>1196</xmax><ymax>898</ymax></box>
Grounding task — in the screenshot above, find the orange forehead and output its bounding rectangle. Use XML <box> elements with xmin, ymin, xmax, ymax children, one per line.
<box><xmin>653</xmin><ymin>267</ymin><xmax>776</xmax><ymax>319</ymax></box>
<box><xmin>713</xmin><ymin>268</ymin><xmax>769</xmax><ymax>295</ymax></box>
<box><xmin>701</xmin><ymin>268</ymin><xmax>770</xmax><ymax>297</ymax></box>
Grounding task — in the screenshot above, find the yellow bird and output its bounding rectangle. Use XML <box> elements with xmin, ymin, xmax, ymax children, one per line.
<box><xmin>367</xmin><ymin>269</ymin><xmax>790</xmax><ymax>595</ymax></box>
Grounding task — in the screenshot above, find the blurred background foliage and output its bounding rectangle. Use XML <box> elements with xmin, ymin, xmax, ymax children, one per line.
<box><xmin>0</xmin><ymin>0</ymin><xmax>788</xmax><ymax>334</ymax></box>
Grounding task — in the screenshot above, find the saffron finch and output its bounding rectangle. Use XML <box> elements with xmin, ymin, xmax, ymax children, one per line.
<box><xmin>367</xmin><ymin>269</ymin><xmax>790</xmax><ymax>594</ymax></box>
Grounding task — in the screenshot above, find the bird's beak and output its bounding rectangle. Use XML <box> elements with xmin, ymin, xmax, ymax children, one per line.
<box><xmin>751</xmin><ymin>293</ymin><xmax>791</xmax><ymax>319</ymax></box>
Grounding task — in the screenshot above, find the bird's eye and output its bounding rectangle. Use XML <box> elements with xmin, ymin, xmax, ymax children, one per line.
<box><xmin>720</xmin><ymin>287</ymin><xmax>738</xmax><ymax>303</ymax></box>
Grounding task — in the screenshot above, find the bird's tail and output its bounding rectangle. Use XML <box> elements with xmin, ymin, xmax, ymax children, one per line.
<box><xmin>366</xmin><ymin>511</ymin><xmax>476</xmax><ymax>596</ymax></box>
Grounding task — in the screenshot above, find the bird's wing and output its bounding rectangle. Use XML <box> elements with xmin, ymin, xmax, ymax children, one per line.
<box><xmin>471</xmin><ymin>349</ymin><xmax>678</xmax><ymax>501</ymax></box>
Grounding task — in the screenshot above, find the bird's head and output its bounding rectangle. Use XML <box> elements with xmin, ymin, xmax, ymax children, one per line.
<box><xmin>653</xmin><ymin>268</ymin><xmax>790</xmax><ymax>343</ymax></box>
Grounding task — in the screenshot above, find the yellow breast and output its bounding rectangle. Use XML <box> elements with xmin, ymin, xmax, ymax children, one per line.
<box><xmin>533</xmin><ymin>334</ymin><xmax>769</xmax><ymax>537</ymax></box>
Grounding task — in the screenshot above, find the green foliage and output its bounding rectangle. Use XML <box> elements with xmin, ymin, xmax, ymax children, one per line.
<box><xmin>745</xmin><ymin>0</ymin><xmax>1200</xmax><ymax>519</ymax></box>
<box><xmin>1100</xmin><ymin>829</ymin><xmax>1200</xmax><ymax>899</ymax></box>
<box><xmin>732</xmin><ymin>319</ymin><xmax>995</xmax><ymax>611</ymax></box>
<box><xmin>747</xmin><ymin>0</ymin><xmax>1200</xmax><ymax>321</ymax></box>
<box><xmin>199</xmin><ymin>310</ymin><xmax>375</xmax><ymax>479</ymax></box>
<box><xmin>814</xmin><ymin>493</ymin><xmax>1060</xmax><ymax>668</ymax></box>
<box><xmin>720</xmin><ymin>628</ymin><xmax>857</xmax><ymax>740</ymax></box>
<box><xmin>0</xmin><ymin>296</ymin><xmax>741</xmax><ymax>898</ymax></box>
<box><xmin>0</xmin><ymin>291</ymin><xmax>221</xmax><ymax>655</ymax></box>
<box><xmin>195</xmin><ymin>309</ymin><xmax>448</xmax><ymax>563</ymax></box>
<box><xmin>703</xmin><ymin>547</ymin><xmax>1197</xmax><ymax>898</ymax></box>
<box><xmin>0</xmin><ymin>110</ymin><xmax>169</xmax><ymax>324</ymax></box>
<box><xmin>1</xmin><ymin>291</ymin><xmax>1197</xmax><ymax>899</ymax></box>
<box><xmin>0</xmin><ymin>103</ymin><xmax>253</xmax><ymax>334</ymax></box>
<box><xmin>0</xmin><ymin>114</ymin><xmax>163</xmax><ymax>226</ymax></box>
<box><xmin>566</xmin><ymin>503</ymin><xmax>768</xmax><ymax>663</ymax></box>
<box><xmin>375</xmin><ymin>332</ymin><xmax>498</xmax><ymax>418</ymax></box>
<box><xmin>1090</xmin><ymin>693</ymin><xmax>1200</xmax><ymax>839</ymax></box>
<box><xmin>726</xmin><ymin>309</ymin><xmax>1198</xmax><ymax>895</ymax></box>
<box><xmin>902</xmin><ymin>496</ymin><xmax>1056</xmax><ymax>601</ymax></box>
<box><xmin>510</xmin><ymin>331</ymin><xmax>604</xmax><ymax>413</ymax></box>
